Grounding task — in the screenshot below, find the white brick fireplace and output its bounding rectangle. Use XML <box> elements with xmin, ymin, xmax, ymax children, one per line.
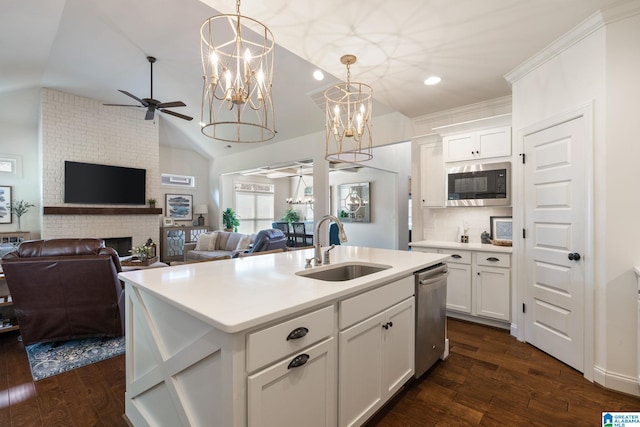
<box><xmin>40</xmin><ymin>89</ymin><xmax>162</xmax><ymax>251</ymax></box>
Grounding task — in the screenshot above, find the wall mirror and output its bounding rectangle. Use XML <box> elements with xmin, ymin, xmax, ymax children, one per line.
<box><xmin>337</xmin><ymin>182</ymin><xmax>370</xmax><ymax>223</ymax></box>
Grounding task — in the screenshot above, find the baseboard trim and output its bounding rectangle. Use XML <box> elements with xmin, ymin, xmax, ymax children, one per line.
<box><xmin>594</xmin><ymin>365</ymin><xmax>640</xmax><ymax>397</ymax></box>
<box><xmin>446</xmin><ymin>311</ymin><xmax>510</xmax><ymax>330</ymax></box>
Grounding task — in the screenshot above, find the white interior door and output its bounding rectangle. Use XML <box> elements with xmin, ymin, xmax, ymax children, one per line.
<box><xmin>523</xmin><ymin>115</ymin><xmax>586</xmax><ymax>372</ymax></box>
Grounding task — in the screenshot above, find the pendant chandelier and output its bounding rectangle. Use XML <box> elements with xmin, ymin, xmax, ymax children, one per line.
<box><xmin>324</xmin><ymin>54</ymin><xmax>373</xmax><ymax>162</ymax></box>
<box><xmin>200</xmin><ymin>0</ymin><xmax>275</xmax><ymax>143</ymax></box>
<box><xmin>286</xmin><ymin>167</ymin><xmax>314</xmax><ymax>205</ymax></box>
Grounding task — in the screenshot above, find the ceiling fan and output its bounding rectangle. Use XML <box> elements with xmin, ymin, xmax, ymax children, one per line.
<box><xmin>104</xmin><ymin>56</ymin><xmax>193</xmax><ymax>121</ymax></box>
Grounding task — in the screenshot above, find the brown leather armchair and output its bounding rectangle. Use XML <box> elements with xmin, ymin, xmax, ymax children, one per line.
<box><xmin>1</xmin><ymin>238</ymin><xmax>124</xmax><ymax>345</ymax></box>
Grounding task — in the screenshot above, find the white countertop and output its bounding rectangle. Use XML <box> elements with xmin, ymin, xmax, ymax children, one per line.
<box><xmin>119</xmin><ymin>246</ymin><xmax>448</xmax><ymax>334</ymax></box>
<box><xmin>410</xmin><ymin>239</ymin><xmax>513</xmax><ymax>254</ymax></box>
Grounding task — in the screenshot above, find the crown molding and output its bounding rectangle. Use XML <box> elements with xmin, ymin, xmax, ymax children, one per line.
<box><xmin>505</xmin><ymin>1</ymin><xmax>640</xmax><ymax>84</ymax></box>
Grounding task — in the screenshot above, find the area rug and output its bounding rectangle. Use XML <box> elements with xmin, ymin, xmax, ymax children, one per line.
<box><xmin>25</xmin><ymin>336</ymin><xmax>125</xmax><ymax>381</ymax></box>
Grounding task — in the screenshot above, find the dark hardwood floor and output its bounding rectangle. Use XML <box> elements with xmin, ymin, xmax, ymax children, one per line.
<box><xmin>368</xmin><ymin>318</ymin><xmax>640</xmax><ymax>427</ymax></box>
<box><xmin>0</xmin><ymin>329</ymin><xmax>127</xmax><ymax>427</ymax></box>
<box><xmin>1</xmin><ymin>318</ymin><xmax>638</xmax><ymax>426</ymax></box>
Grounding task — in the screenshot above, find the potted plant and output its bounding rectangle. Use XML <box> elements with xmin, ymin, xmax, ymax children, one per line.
<box><xmin>222</xmin><ymin>208</ymin><xmax>240</xmax><ymax>232</ymax></box>
<box><xmin>280</xmin><ymin>208</ymin><xmax>300</xmax><ymax>224</ymax></box>
<box><xmin>148</xmin><ymin>198</ymin><xmax>157</xmax><ymax>208</ymax></box>
<box><xmin>10</xmin><ymin>200</ymin><xmax>35</xmax><ymax>231</ymax></box>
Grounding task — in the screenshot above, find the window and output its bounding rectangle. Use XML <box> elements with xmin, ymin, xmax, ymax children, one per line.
<box><xmin>234</xmin><ymin>183</ymin><xmax>274</xmax><ymax>234</ymax></box>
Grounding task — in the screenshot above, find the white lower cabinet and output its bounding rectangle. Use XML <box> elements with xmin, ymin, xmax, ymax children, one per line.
<box><xmin>475</xmin><ymin>266</ymin><xmax>510</xmax><ymax>321</ymax></box>
<box><xmin>248</xmin><ymin>337</ymin><xmax>337</xmax><ymax>427</ymax></box>
<box><xmin>439</xmin><ymin>249</ymin><xmax>472</xmax><ymax>314</ymax></box>
<box><xmin>338</xmin><ymin>277</ymin><xmax>415</xmax><ymax>427</ymax></box>
<box><xmin>246</xmin><ymin>276</ymin><xmax>416</xmax><ymax>427</ymax></box>
<box><xmin>413</xmin><ymin>246</ymin><xmax>511</xmax><ymax>326</ymax></box>
<box><xmin>247</xmin><ymin>305</ymin><xmax>337</xmax><ymax>427</ymax></box>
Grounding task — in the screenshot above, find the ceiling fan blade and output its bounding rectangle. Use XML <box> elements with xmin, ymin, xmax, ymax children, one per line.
<box><xmin>103</xmin><ymin>103</ymin><xmax>143</xmax><ymax>107</ymax></box>
<box><xmin>145</xmin><ymin>108</ymin><xmax>155</xmax><ymax>120</ymax></box>
<box><xmin>156</xmin><ymin>101</ymin><xmax>186</xmax><ymax>109</ymax></box>
<box><xmin>160</xmin><ymin>109</ymin><xmax>194</xmax><ymax>121</ymax></box>
<box><xmin>118</xmin><ymin>90</ymin><xmax>148</xmax><ymax>106</ymax></box>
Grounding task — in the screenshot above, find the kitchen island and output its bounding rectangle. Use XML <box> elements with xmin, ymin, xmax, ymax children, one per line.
<box><xmin>119</xmin><ymin>246</ymin><xmax>447</xmax><ymax>427</ymax></box>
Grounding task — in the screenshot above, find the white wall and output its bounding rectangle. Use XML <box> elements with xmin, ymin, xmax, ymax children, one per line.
<box><xmin>603</xmin><ymin>8</ymin><xmax>640</xmax><ymax>392</ymax></box>
<box><xmin>159</xmin><ymin>146</ymin><xmax>211</xmax><ymax>226</ymax></box>
<box><xmin>330</xmin><ymin>167</ymin><xmax>397</xmax><ymax>249</ymax></box>
<box><xmin>508</xmin><ymin>6</ymin><xmax>640</xmax><ymax>395</ymax></box>
<box><xmin>0</xmin><ymin>110</ymin><xmax>40</xmax><ymax>237</ymax></box>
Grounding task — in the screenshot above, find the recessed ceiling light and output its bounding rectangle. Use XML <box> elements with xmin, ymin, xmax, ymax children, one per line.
<box><xmin>313</xmin><ymin>70</ymin><xmax>324</xmax><ymax>81</ymax></box>
<box><xmin>424</xmin><ymin>76</ymin><xmax>441</xmax><ymax>86</ymax></box>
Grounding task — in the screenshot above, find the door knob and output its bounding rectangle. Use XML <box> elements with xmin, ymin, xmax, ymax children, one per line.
<box><xmin>568</xmin><ymin>252</ymin><xmax>581</xmax><ymax>261</ymax></box>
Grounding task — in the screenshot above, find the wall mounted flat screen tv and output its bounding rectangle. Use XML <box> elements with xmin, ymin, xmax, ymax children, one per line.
<box><xmin>64</xmin><ymin>161</ymin><xmax>146</xmax><ymax>205</ymax></box>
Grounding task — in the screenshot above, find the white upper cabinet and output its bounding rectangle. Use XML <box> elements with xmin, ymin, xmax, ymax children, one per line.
<box><xmin>420</xmin><ymin>142</ymin><xmax>444</xmax><ymax>207</ymax></box>
<box><xmin>443</xmin><ymin>126</ymin><xmax>512</xmax><ymax>163</ymax></box>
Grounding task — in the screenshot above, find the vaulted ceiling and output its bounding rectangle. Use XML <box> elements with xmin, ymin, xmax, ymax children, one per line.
<box><xmin>0</xmin><ymin>0</ymin><xmax>618</xmax><ymax>159</ymax></box>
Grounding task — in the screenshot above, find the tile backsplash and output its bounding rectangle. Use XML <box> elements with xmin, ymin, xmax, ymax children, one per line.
<box><xmin>422</xmin><ymin>206</ymin><xmax>512</xmax><ymax>243</ymax></box>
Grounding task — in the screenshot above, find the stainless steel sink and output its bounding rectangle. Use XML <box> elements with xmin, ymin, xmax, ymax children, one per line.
<box><xmin>296</xmin><ymin>262</ymin><xmax>391</xmax><ymax>282</ymax></box>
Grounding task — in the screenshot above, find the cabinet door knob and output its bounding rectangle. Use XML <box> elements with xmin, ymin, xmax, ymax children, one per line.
<box><xmin>568</xmin><ymin>252</ymin><xmax>581</xmax><ymax>261</ymax></box>
<box><xmin>382</xmin><ymin>323</ymin><xmax>389</xmax><ymax>330</ymax></box>
<box><xmin>286</xmin><ymin>327</ymin><xmax>309</xmax><ymax>340</ymax></box>
<box><xmin>287</xmin><ymin>354</ymin><xmax>310</xmax><ymax>369</ymax></box>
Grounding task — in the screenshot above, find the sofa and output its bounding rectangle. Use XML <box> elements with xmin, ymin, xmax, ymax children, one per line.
<box><xmin>1</xmin><ymin>238</ymin><xmax>124</xmax><ymax>345</ymax></box>
<box><xmin>183</xmin><ymin>230</ymin><xmax>254</xmax><ymax>262</ymax></box>
<box><xmin>242</xmin><ymin>228</ymin><xmax>287</xmax><ymax>255</ymax></box>
<box><xmin>183</xmin><ymin>229</ymin><xmax>288</xmax><ymax>262</ymax></box>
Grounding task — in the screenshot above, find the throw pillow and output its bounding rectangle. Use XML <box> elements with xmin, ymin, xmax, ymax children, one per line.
<box><xmin>195</xmin><ymin>232</ymin><xmax>217</xmax><ymax>251</ymax></box>
<box><xmin>235</xmin><ymin>234</ymin><xmax>252</xmax><ymax>252</ymax></box>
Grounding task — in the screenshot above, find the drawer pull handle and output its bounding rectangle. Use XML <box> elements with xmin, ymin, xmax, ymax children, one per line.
<box><xmin>287</xmin><ymin>353</ymin><xmax>309</xmax><ymax>369</ymax></box>
<box><xmin>286</xmin><ymin>327</ymin><xmax>309</xmax><ymax>341</ymax></box>
<box><xmin>451</xmin><ymin>254</ymin><xmax>462</xmax><ymax>259</ymax></box>
<box><xmin>486</xmin><ymin>257</ymin><xmax>500</xmax><ymax>262</ymax></box>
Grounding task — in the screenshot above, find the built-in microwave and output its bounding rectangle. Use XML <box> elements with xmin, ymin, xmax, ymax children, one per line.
<box><xmin>445</xmin><ymin>162</ymin><xmax>510</xmax><ymax>207</ymax></box>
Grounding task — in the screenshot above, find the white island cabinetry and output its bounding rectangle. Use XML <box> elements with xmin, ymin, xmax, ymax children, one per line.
<box><xmin>338</xmin><ymin>277</ymin><xmax>414</xmax><ymax>427</ymax></box>
<box><xmin>119</xmin><ymin>246</ymin><xmax>447</xmax><ymax>427</ymax></box>
<box><xmin>247</xmin><ymin>305</ymin><xmax>337</xmax><ymax>427</ymax></box>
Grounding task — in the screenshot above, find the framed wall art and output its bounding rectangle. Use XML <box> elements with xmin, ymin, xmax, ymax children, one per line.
<box><xmin>490</xmin><ymin>216</ymin><xmax>513</xmax><ymax>242</ymax></box>
<box><xmin>165</xmin><ymin>194</ymin><xmax>193</xmax><ymax>221</ymax></box>
<box><xmin>337</xmin><ymin>182</ymin><xmax>370</xmax><ymax>223</ymax></box>
<box><xmin>0</xmin><ymin>186</ymin><xmax>11</xmax><ymax>224</ymax></box>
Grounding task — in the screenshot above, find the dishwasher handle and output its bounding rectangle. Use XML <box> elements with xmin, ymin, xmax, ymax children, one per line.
<box><xmin>418</xmin><ymin>270</ymin><xmax>449</xmax><ymax>286</ymax></box>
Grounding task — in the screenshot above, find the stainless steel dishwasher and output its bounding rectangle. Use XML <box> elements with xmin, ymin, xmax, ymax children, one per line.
<box><xmin>414</xmin><ymin>262</ymin><xmax>448</xmax><ymax>378</ymax></box>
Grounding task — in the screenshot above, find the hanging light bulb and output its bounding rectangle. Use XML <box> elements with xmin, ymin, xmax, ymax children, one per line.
<box><xmin>200</xmin><ymin>0</ymin><xmax>275</xmax><ymax>143</ymax></box>
<box><xmin>286</xmin><ymin>167</ymin><xmax>314</xmax><ymax>205</ymax></box>
<box><xmin>324</xmin><ymin>54</ymin><xmax>373</xmax><ymax>162</ymax></box>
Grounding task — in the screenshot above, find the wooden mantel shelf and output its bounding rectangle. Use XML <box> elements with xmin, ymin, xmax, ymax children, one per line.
<box><xmin>43</xmin><ymin>207</ymin><xmax>163</xmax><ymax>215</ymax></box>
